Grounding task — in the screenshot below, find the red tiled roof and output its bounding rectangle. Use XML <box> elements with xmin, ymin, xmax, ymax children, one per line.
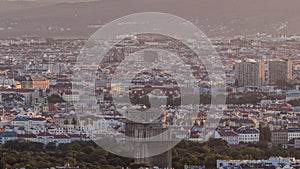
<box><xmin>54</xmin><ymin>135</ymin><xmax>70</xmax><ymax>139</ymax></box>
<box><xmin>37</xmin><ymin>132</ymin><xmax>53</xmax><ymax>137</ymax></box>
<box><xmin>29</xmin><ymin>117</ymin><xmax>46</xmax><ymax>121</ymax></box>
<box><xmin>0</xmin><ymin>89</ymin><xmax>35</xmax><ymax>93</ymax></box>
<box><xmin>18</xmin><ymin>134</ymin><xmax>37</xmax><ymax>138</ymax></box>
<box><xmin>68</xmin><ymin>134</ymin><xmax>83</xmax><ymax>138</ymax></box>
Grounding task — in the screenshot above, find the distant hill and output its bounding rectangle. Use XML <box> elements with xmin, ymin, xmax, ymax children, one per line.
<box><xmin>1</xmin><ymin>0</ymin><xmax>300</xmax><ymax>38</ymax></box>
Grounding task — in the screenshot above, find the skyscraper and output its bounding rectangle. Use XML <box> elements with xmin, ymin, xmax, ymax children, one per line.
<box><xmin>235</xmin><ymin>60</ymin><xmax>265</xmax><ymax>87</ymax></box>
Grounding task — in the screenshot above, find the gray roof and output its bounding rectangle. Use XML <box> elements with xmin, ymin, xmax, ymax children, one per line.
<box><xmin>236</xmin><ymin>126</ymin><xmax>259</xmax><ymax>134</ymax></box>
<box><xmin>0</xmin><ymin>131</ymin><xmax>17</xmax><ymax>137</ymax></box>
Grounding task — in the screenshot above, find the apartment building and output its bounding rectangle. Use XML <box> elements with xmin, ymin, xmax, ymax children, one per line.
<box><xmin>235</xmin><ymin>60</ymin><xmax>265</xmax><ymax>86</ymax></box>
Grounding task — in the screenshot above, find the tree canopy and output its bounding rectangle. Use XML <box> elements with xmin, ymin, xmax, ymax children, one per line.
<box><xmin>1</xmin><ymin>139</ymin><xmax>300</xmax><ymax>169</ymax></box>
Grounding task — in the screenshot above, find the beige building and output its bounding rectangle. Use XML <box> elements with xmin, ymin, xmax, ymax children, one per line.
<box><xmin>271</xmin><ymin>129</ymin><xmax>288</xmax><ymax>146</ymax></box>
<box><xmin>31</xmin><ymin>76</ymin><xmax>49</xmax><ymax>89</ymax></box>
<box><xmin>268</xmin><ymin>60</ymin><xmax>292</xmax><ymax>85</ymax></box>
<box><xmin>235</xmin><ymin>60</ymin><xmax>265</xmax><ymax>86</ymax></box>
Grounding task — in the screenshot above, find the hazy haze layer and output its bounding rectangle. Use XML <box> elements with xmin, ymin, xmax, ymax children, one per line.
<box><xmin>0</xmin><ymin>0</ymin><xmax>300</xmax><ymax>38</ymax></box>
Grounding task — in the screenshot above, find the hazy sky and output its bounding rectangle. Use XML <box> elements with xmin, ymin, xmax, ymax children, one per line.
<box><xmin>0</xmin><ymin>0</ymin><xmax>300</xmax><ymax>38</ymax></box>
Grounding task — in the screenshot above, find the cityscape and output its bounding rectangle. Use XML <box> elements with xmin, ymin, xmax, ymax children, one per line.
<box><xmin>1</xmin><ymin>1</ymin><xmax>300</xmax><ymax>169</ymax></box>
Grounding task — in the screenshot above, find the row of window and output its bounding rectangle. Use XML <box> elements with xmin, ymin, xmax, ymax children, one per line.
<box><xmin>239</xmin><ymin>134</ymin><xmax>259</xmax><ymax>137</ymax></box>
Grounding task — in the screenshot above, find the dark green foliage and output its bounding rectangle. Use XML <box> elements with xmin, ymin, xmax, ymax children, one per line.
<box><xmin>64</xmin><ymin>119</ymin><xmax>69</xmax><ymax>124</ymax></box>
<box><xmin>166</xmin><ymin>95</ymin><xmax>181</xmax><ymax>107</ymax></box>
<box><xmin>71</xmin><ymin>118</ymin><xmax>77</xmax><ymax>125</ymax></box>
<box><xmin>2</xmin><ymin>139</ymin><xmax>300</xmax><ymax>169</ymax></box>
<box><xmin>207</xmin><ymin>138</ymin><xmax>229</xmax><ymax>147</ymax></box>
<box><xmin>226</xmin><ymin>93</ymin><xmax>263</xmax><ymax>105</ymax></box>
<box><xmin>48</xmin><ymin>94</ymin><xmax>65</xmax><ymax>103</ymax></box>
<box><xmin>200</xmin><ymin>94</ymin><xmax>211</xmax><ymax>104</ymax></box>
<box><xmin>172</xmin><ymin>139</ymin><xmax>300</xmax><ymax>169</ymax></box>
<box><xmin>259</xmin><ymin>124</ymin><xmax>271</xmax><ymax>142</ymax></box>
<box><xmin>200</xmin><ymin>92</ymin><xmax>264</xmax><ymax>105</ymax></box>
<box><xmin>130</xmin><ymin>95</ymin><xmax>151</xmax><ymax>108</ymax></box>
<box><xmin>0</xmin><ymin>140</ymin><xmax>133</xmax><ymax>169</ymax></box>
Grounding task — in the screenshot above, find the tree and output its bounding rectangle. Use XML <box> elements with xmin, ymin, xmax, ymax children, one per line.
<box><xmin>251</xmin><ymin>141</ymin><xmax>269</xmax><ymax>149</ymax></box>
<box><xmin>48</xmin><ymin>94</ymin><xmax>65</xmax><ymax>103</ymax></box>
<box><xmin>46</xmin><ymin>142</ymin><xmax>56</xmax><ymax>151</ymax></box>
<box><xmin>288</xmin><ymin>138</ymin><xmax>295</xmax><ymax>144</ymax></box>
<box><xmin>276</xmin><ymin>79</ymin><xmax>293</xmax><ymax>89</ymax></box>
<box><xmin>259</xmin><ymin>124</ymin><xmax>271</xmax><ymax>142</ymax></box>
<box><xmin>108</xmin><ymin>158</ymin><xmax>125</xmax><ymax>166</ymax></box>
<box><xmin>71</xmin><ymin>118</ymin><xmax>77</xmax><ymax>125</ymax></box>
<box><xmin>64</xmin><ymin>119</ymin><xmax>69</xmax><ymax>125</ymax></box>
<box><xmin>207</xmin><ymin>138</ymin><xmax>229</xmax><ymax>148</ymax></box>
<box><xmin>167</xmin><ymin>95</ymin><xmax>181</xmax><ymax>107</ymax></box>
<box><xmin>176</xmin><ymin>153</ymin><xmax>200</xmax><ymax>169</ymax></box>
<box><xmin>3</xmin><ymin>138</ymin><xmax>300</xmax><ymax>168</ymax></box>
<box><xmin>226</xmin><ymin>93</ymin><xmax>263</xmax><ymax>105</ymax></box>
<box><xmin>64</xmin><ymin>157</ymin><xmax>77</xmax><ymax>166</ymax></box>
<box><xmin>129</xmin><ymin>163</ymin><xmax>150</xmax><ymax>169</ymax></box>
<box><xmin>2</xmin><ymin>154</ymin><xmax>17</xmax><ymax>166</ymax></box>
<box><xmin>204</xmin><ymin>154</ymin><xmax>232</xmax><ymax>168</ymax></box>
<box><xmin>234</xmin><ymin>79</ymin><xmax>239</xmax><ymax>87</ymax></box>
<box><xmin>200</xmin><ymin>94</ymin><xmax>211</xmax><ymax>104</ymax></box>
<box><xmin>130</xmin><ymin>95</ymin><xmax>151</xmax><ymax>109</ymax></box>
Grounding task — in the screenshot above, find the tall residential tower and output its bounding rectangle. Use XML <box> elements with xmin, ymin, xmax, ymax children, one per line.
<box><xmin>268</xmin><ymin>60</ymin><xmax>292</xmax><ymax>85</ymax></box>
<box><xmin>235</xmin><ymin>60</ymin><xmax>265</xmax><ymax>87</ymax></box>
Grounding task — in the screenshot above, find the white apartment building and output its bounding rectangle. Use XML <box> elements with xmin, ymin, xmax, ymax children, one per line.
<box><xmin>288</xmin><ymin>128</ymin><xmax>300</xmax><ymax>141</ymax></box>
<box><xmin>0</xmin><ymin>132</ymin><xmax>18</xmax><ymax>144</ymax></box>
<box><xmin>62</xmin><ymin>92</ymin><xmax>80</xmax><ymax>102</ymax></box>
<box><xmin>217</xmin><ymin>157</ymin><xmax>300</xmax><ymax>169</ymax></box>
<box><xmin>214</xmin><ymin>130</ymin><xmax>239</xmax><ymax>145</ymax></box>
<box><xmin>235</xmin><ymin>126</ymin><xmax>260</xmax><ymax>143</ymax></box>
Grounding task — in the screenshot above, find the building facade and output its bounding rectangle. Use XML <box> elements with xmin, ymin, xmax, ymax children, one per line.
<box><xmin>271</xmin><ymin>129</ymin><xmax>288</xmax><ymax>145</ymax></box>
<box><xmin>31</xmin><ymin>76</ymin><xmax>49</xmax><ymax>89</ymax></box>
<box><xmin>268</xmin><ymin>60</ymin><xmax>292</xmax><ymax>85</ymax></box>
<box><xmin>288</xmin><ymin>128</ymin><xmax>300</xmax><ymax>141</ymax></box>
<box><xmin>217</xmin><ymin>157</ymin><xmax>300</xmax><ymax>169</ymax></box>
<box><xmin>235</xmin><ymin>126</ymin><xmax>260</xmax><ymax>143</ymax></box>
<box><xmin>235</xmin><ymin>61</ymin><xmax>265</xmax><ymax>86</ymax></box>
<box><xmin>0</xmin><ymin>131</ymin><xmax>18</xmax><ymax>144</ymax></box>
<box><xmin>214</xmin><ymin>130</ymin><xmax>239</xmax><ymax>145</ymax></box>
